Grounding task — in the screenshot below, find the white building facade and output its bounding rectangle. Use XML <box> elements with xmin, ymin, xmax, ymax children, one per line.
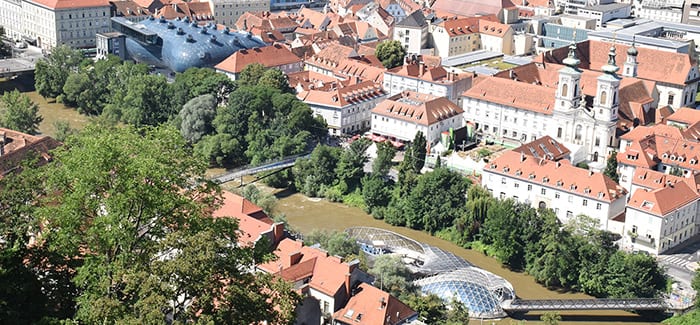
<box><xmin>482</xmin><ymin>150</ymin><xmax>628</xmax><ymax>228</ymax></box>
<box><xmin>370</xmin><ymin>91</ymin><xmax>464</xmax><ymax>144</ymax></box>
<box><xmin>207</xmin><ymin>0</ymin><xmax>269</xmax><ymax>28</ymax></box>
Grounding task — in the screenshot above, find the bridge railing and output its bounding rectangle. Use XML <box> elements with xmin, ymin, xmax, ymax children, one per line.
<box><xmin>210</xmin><ymin>151</ymin><xmax>311</xmax><ymax>184</ymax></box>
<box><xmin>501</xmin><ymin>298</ymin><xmax>667</xmax><ymax>311</ymax></box>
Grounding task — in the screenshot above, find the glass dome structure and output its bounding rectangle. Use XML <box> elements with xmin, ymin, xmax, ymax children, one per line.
<box><xmin>345</xmin><ymin>227</ymin><xmax>515</xmax><ymax>319</ymax></box>
<box><xmin>116</xmin><ymin>16</ymin><xmax>266</xmax><ymax>72</ymax></box>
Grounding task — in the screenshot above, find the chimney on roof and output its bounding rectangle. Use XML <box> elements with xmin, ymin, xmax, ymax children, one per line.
<box><xmin>420</xmin><ymin>62</ymin><xmax>426</xmax><ymax>76</ymax></box>
<box><xmin>589</xmin><ymin>170</ymin><xmax>594</xmax><ymax>176</ymax></box>
<box><xmin>380</xmin><ymin>297</ymin><xmax>387</xmax><ymax>309</ymax></box>
<box><xmin>345</xmin><ymin>273</ymin><xmax>352</xmax><ymax>297</ymax></box>
<box><xmin>520</xmin><ymin>152</ymin><xmax>526</xmax><ymax>162</ymax></box>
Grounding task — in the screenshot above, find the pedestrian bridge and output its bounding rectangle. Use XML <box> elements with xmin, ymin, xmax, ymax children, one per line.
<box><xmin>0</xmin><ymin>57</ymin><xmax>36</xmax><ymax>78</ymax></box>
<box><xmin>501</xmin><ymin>298</ymin><xmax>667</xmax><ymax>312</ymax></box>
<box><xmin>211</xmin><ymin>152</ymin><xmax>310</xmax><ymax>185</ymax></box>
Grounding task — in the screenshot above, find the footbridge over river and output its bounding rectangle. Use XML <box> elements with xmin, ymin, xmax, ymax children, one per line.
<box><xmin>0</xmin><ymin>57</ymin><xmax>36</xmax><ymax>78</ymax></box>
<box><xmin>211</xmin><ymin>152</ymin><xmax>310</xmax><ymax>185</ymax></box>
<box><xmin>501</xmin><ymin>298</ymin><xmax>671</xmax><ymax>313</ymax></box>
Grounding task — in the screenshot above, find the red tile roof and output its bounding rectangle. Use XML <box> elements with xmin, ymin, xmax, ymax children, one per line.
<box><xmin>30</xmin><ymin>0</ymin><xmax>109</xmax><ymax>9</ymax></box>
<box><xmin>511</xmin><ymin>135</ymin><xmax>570</xmax><ymax>161</ymax></box>
<box><xmin>536</xmin><ymin>40</ymin><xmax>697</xmax><ymax>86</ymax></box>
<box><xmin>387</xmin><ymin>61</ymin><xmax>472</xmax><ymax>84</ymax></box>
<box><xmin>371</xmin><ymin>91</ymin><xmax>464</xmax><ymax>126</ymax></box>
<box><xmin>258</xmin><ymin>238</ymin><xmax>357</xmax><ymax>297</ymax></box>
<box><xmin>485</xmin><ymin>150</ymin><xmax>627</xmax><ymax>202</ymax></box>
<box><xmin>665</xmin><ymin>107</ymin><xmax>700</xmax><ymax>127</ymax></box>
<box><xmin>0</xmin><ymin>128</ymin><xmax>61</xmax><ymax>178</ymax></box>
<box><xmin>479</xmin><ymin>19</ymin><xmax>510</xmax><ymax>36</ymax></box>
<box><xmin>628</xmin><ymin>181</ymin><xmax>698</xmax><ymax>216</ymax></box>
<box><xmin>463</xmin><ymin>76</ymin><xmax>555</xmax><ymax>115</ymax></box>
<box><xmin>333</xmin><ymin>283</ymin><xmax>416</xmax><ymax>325</ymax></box>
<box><xmin>214</xmin><ymin>44</ymin><xmax>301</xmax><ymax>74</ymax></box>
<box><xmin>298</xmin><ymin>80</ymin><xmax>386</xmax><ymax>108</ymax></box>
<box><xmin>212</xmin><ymin>191</ymin><xmax>274</xmax><ymax>246</ymax></box>
<box><xmin>632</xmin><ymin>167</ymin><xmax>700</xmax><ymax>193</ymax></box>
<box><xmin>432</xmin><ymin>0</ymin><xmax>517</xmax><ymax>17</ymax></box>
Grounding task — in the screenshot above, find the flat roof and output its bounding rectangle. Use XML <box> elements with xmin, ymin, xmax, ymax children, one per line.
<box><xmin>588</xmin><ymin>30</ymin><xmax>688</xmax><ymax>50</ymax></box>
<box><xmin>582</xmin><ymin>2</ymin><xmax>631</xmax><ymax>11</ymax></box>
<box><xmin>441</xmin><ymin>50</ymin><xmax>502</xmax><ymax>67</ymax></box>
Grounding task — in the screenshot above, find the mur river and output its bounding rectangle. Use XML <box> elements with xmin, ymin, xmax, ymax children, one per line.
<box><xmin>248</xmin><ymin>184</ymin><xmax>663</xmax><ymax>325</ymax></box>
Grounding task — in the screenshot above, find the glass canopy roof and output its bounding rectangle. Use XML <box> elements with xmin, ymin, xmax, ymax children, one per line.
<box><xmin>345</xmin><ymin>227</ymin><xmax>515</xmax><ymax>319</ymax></box>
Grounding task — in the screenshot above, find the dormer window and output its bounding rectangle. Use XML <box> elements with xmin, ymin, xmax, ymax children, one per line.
<box><xmin>691</xmin><ymin>159</ymin><xmax>697</xmax><ymax>165</ymax></box>
<box><xmin>670</xmin><ymin>155</ymin><xmax>676</xmax><ymax>161</ymax></box>
<box><xmin>556</xmin><ymin>180</ymin><xmax>563</xmax><ymax>187</ymax></box>
<box><xmin>515</xmin><ymin>170</ymin><xmax>522</xmax><ymax>176</ymax></box>
<box><xmin>584</xmin><ymin>188</ymin><xmax>591</xmax><ymax>194</ymax></box>
<box><xmin>570</xmin><ymin>184</ymin><xmax>577</xmax><ymax>190</ymax></box>
<box><xmin>598</xmin><ymin>192</ymin><xmax>604</xmax><ymax>199</ymax></box>
<box><xmin>543</xmin><ymin>177</ymin><xmax>549</xmax><ymax>183</ymax></box>
<box><xmin>529</xmin><ymin>173</ymin><xmax>536</xmax><ymax>179</ymax></box>
<box><xmin>663</xmin><ymin>153</ymin><xmax>669</xmax><ymax>159</ymax></box>
<box><xmin>503</xmin><ymin>167</ymin><xmax>510</xmax><ymax>172</ymax></box>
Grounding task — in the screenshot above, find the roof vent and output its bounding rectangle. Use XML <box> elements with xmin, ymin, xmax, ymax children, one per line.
<box><xmin>186</xmin><ymin>34</ymin><xmax>195</xmax><ymax>43</ymax></box>
<box><xmin>200</xmin><ymin>27</ymin><xmax>208</xmax><ymax>34</ymax></box>
<box><xmin>184</xmin><ymin>16</ymin><xmax>190</xmax><ymax>23</ymax></box>
<box><xmin>223</xmin><ymin>27</ymin><xmax>230</xmax><ymax>34</ymax></box>
<box><xmin>176</xmin><ymin>27</ymin><xmax>185</xmax><ymax>35</ymax></box>
<box><xmin>209</xmin><ymin>35</ymin><xmax>217</xmax><ymax>43</ymax></box>
<box><xmin>167</xmin><ymin>22</ymin><xmax>175</xmax><ymax>29</ymax></box>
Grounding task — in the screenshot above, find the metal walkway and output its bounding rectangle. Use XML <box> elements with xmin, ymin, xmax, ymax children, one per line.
<box><xmin>0</xmin><ymin>57</ymin><xmax>36</xmax><ymax>78</ymax></box>
<box><xmin>501</xmin><ymin>298</ymin><xmax>667</xmax><ymax>312</ymax></box>
<box><xmin>211</xmin><ymin>152</ymin><xmax>309</xmax><ymax>184</ymax></box>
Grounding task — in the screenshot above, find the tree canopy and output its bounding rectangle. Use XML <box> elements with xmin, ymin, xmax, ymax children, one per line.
<box><xmin>35</xmin><ymin>45</ymin><xmax>85</xmax><ymax>99</ymax></box>
<box><xmin>0</xmin><ymin>90</ymin><xmax>43</xmax><ymax>134</ymax></box>
<box><xmin>0</xmin><ymin>124</ymin><xmax>300</xmax><ymax>324</ymax></box>
<box><xmin>375</xmin><ymin>40</ymin><xmax>407</xmax><ymax>69</ymax></box>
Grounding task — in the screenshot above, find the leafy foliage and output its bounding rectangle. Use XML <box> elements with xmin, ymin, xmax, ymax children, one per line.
<box><xmin>403</xmin><ymin>293</ymin><xmax>447</xmax><ymax>324</ymax></box>
<box><xmin>34</xmin><ymin>45</ymin><xmax>85</xmax><ymax>98</ymax></box>
<box><xmin>372</xmin><ymin>141</ymin><xmax>396</xmax><ymax>178</ymax></box>
<box><xmin>369</xmin><ymin>255</ymin><xmax>414</xmax><ymax>298</ymax></box>
<box><xmin>179</xmin><ymin>94</ymin><xmax>217</xmax><ymax>143</ymax></box>
<box><xmin>171</xmin><ymin>67</ymin><xmax>235</xmax><ymax>108</ymax></box>
<box><xmin>303</xmin><ymin>229</ymin><xmax>359</xmax><ymax>257</ymax></box>
<box><xmin>28</xmin><ymin>124</ymin><xmax>299</xmax><ymax>323</ymax></box>
<box><xmin>293</xmin><ymin>145</ymin><xmax>341</xmax><ymax>197</ymax></box>
<box><xmin>604</xmin><ymin>151</ymin><xmax>619</xmax><ymax>183</ymax></box>
<box><xmin>375</xmin><ymin>40</ymin><xmax>407</xmax><ymax>69</ymax></box>
<box><xmin>0</xmin><ymin>89</ymin><xmax>43</xmax><ymax>134</ymax></box>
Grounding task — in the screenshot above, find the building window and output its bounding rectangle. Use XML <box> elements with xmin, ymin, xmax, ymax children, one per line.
<box><xmin>575</xmin><ymin>125</ymin><xmax>582</xmax><ymax>141</ymax></box>
<box><xmin>527</xmin><ymin>184</ymin><xmax>532</xmax><ymax>191</ymax></box>
<box><xmin>561</xmin><ymin>83</ymin><xmax>568</xmax><ymax>97</ymax></box>
<box><xmin>600</xmin><ymin>91</ymin><xmax>607</xmax><ymax>105</ymax></box>
<box><xmin>501</xmin><ymin>177</ymin><xmax>506</xmax><ymax>184</ymax></box>
<box><xmin>555</xmin><ymin>192</ymin><xmax>560</xmax><ymax>199</ymax></box>
<box><xmin>566</xmin><ymin>211</ymin><xmax>573</xmax><ymax>219</ymax></box>
<box><xmin>514</xmin><ymin>183</ymin><xmax>519</xmax><ymax>188</ymax></box>
<box><xmin>541</xmin><ymin>188</ymin><xmax>546</xmax><ymax>195</ymax></box>
<box><xmin>668</xmin><ymin>93</ymin><xmax>675</xmax><ymax>105</ymax></box>
<box><xmin>557</xmin><ymin>127</ymin><xmax>563</xmax><ymax>138</ymax></box>
<box><xmin>500</xmin><ymin>192</ymin><xmax>506</xmax><ymax>199</ymax></box>
<box><xmin>583</xmin><ymin>199</ymin><xmax>588</xmax><ymax>206</ymax></box>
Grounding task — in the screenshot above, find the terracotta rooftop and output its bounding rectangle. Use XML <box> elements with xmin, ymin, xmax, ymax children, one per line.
<box><xmin>632</xmin><ymin>167</ymin><xmax>700</xmax><ymax>193</ymax></box>
<box><xmin>463</xmin><ymin>76</ymin><xmax>555</xmax><ymax>115</ymax></box>
<box><xmin>511</xmin><ymin>135</ymin><xmax>570</xmax><ymax>161</ymax></box>
<box><xmin>258</xmin><ymin>238</ymin><xmax>358</xmax><ymax>297</ymax></box>
<box><xmin>0</xmin><ymin>129</ymin><xmax>61</xmax><ymax>179</ymax></box>
<box><xmin>371</xmin><ymin>91</ymin><xmax>464</xmax><ymax>126</ymax></box>
<box><xmin>212</xmin><ymin>191</ymin><xmax>277</xmax><ymax>246</ymax></box>
<box><xmin>387</xmin><ymin>61</ymin><xmax>472</xmax><ymax>84</ymax></box>
<box><xmin>333</xmin><ymin>283</ymin><xmax>417</xmax><ymax>325</ymax></box>
<box><xmin>478</xmin><ymin>19</ymin><xmax>510</xmax><ymax>37</ymax></box>
<box><xmin>214</xmin><ymin>44</ymin><xmax>301</xmax><ymax>74</ymax></box>
<box><xmin>298</xmin><ymin>80</ymin><xmax>386</xmax><ymax>108</ymax></box>
<box><xmin>485</xmin><ymin>150</ymin><xmax>627</xmax><ymax>202</ymax></box>
<box><xmin>432</xmin><ymin>0</ymin><xmax>517</xmax><ymax>17</ymax></box>
<box><xmin>111</xmin><ymin>0</ymin><xmax>152</xmax><ymax>17</ymax></box>
<box><xmin>288</xmin><ymin>70</ymin><xmax>348</xmax><ymax>92</ymax></box>
<box><xmin>30</xmin><ymin>0</ymin><xmax>110</xmax><ymax>9</ymax></box>
<box><xmin>665</xmin><ymin>107</ymin><xmax>700</xmax><ymax>128</ymax></box>
<box><xmin>628</xmin><ymin>181</ymin><xmax>698</xmax><ymax>217</ymax></box>
<box><xmin>536</xmin><ymin>40</ymin><xmax>698</xmax><ymax>86</ymax></box>
<box><xmin>154</xmin><ymin>2</ymin><xmax>213</xmax><ymax>21</ymax></box>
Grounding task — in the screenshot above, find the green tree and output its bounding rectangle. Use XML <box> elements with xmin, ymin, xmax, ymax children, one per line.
<box><xmin>293</xmin><ymin>145</ymin><xmax>341</xmax><ymax>196</ymax></box>
<box><xmin>34</xmin><ymin>45</ymin><xmax>84</xmax><ymax>99</ymax></box>
<box><xmin>62</xmin><ymin>55</ymin><xmax>122</xmax><ymax>115</ymax></box>
<box><xmin>303</xmin><ymin>229</ymin><xmax>358</xmax><ymax>257</ymax></box>
<box><xmin>403</xmin><ymin>168</ymin><xmax>470</xmax><ymax>233</ymax></box>
<box><xmin>663</xmin><ymin>309</ymin><xmax>700</xmax><ymax>325</ymax></box>
<box><xmin>37</xmin><ymin>124</ymin><xmax>299</xmax><ymax>323</ymax></box>
<box><xmin>604</xmin><ymin>151</ymin><xmax>619</xmax><ymax>183</ymax></box>
<box><xmin>103</xmin><ymin>74</ymin><xmax>174</xmax><ymax>126</ymax></box>
<box><xmin>196</xmin><ymin>133</ymin><xmax>242</xmax><ymax>166</ymax></box>
<box><xmin>481</xmin><ymin>200</ymin><xmax>546</xmax><ymax>269</ymax></box>
<box><xmin>445</xmin><ymin>299</ymin><xmax>470</xmax><ymax>325</ymax></box>
<box><xmin>405</xmin><ymin>131</ymin><xmax>427</xmax><ymax>173</ymax></box>
<box><xmin>53</xmin><ymin>120</ymin><xmax>76</xmax><ymax>142</ymax></box>
<box><xmin>375</xmin><ymin>40</ymin><xmax>407</xmax><ymax>69</ymax></box>
<box><xmin>238</xmin><ymin>63</ymin><xmax>267</xmax><ymax>87</ymax></box>
<box><xmin>259</xmin><ymin>68</ymin><xmax>293</xmax><ymax>93</ymax></box>
<box><xmin>239</xmin><ymin>184</ymin><xmax>278</xmax><ymax>215</ymax></box>
<box><xmin>369</xmin><ymin>255</ymin><xmax>413</xmax><ymax>298</ymax></box>
<box><xmin>361</xmin><ymin>175</ymin><xmax>391</xmax><ymax>213</ymax></box>
<box><xmin>171</xmin><ymin>67</ymin><xmax>235</xmax><ymax>108</ymax></box>
<box><xmin>403</xmin><ymin>293</ymin><xmax>447</xmax><ymax>324</ymax></box>
<box><xmin>372</xmin><ymin>141</ymin><xmax>396</xmax><ymax>178</ymax></box>
<box><xmin>179</xmin><ymin>94</ymin><xmax>217</xmax><ymax>143</ymax></box>
<box><xmin>540</xmin><ymin>311</ymin><xmax>562</xmax><ymax>325</ymax></box>
<box><xmin>0</xmin><ymin>89</ymin><xmax>43</xmax><ymax>134</ymax></box>
<box><xmin>336</xmin><ymin>139</ymin><xmax>370</xmax><ymax>192</ymax></box>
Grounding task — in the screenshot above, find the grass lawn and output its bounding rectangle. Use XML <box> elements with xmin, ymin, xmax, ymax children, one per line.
<box><xmin>0</xmin><ymin>75</ymin><xmax>91</xmax><ymax>137</ymax></box>
<box><xmin>459</xmin><ymin>58</ymin><xmax>517</xmax><ymax>71</ymax></box>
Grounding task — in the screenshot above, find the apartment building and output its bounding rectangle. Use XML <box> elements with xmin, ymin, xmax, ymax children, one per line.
<box><xmin>207</xmin><ymin>0</ymin><xmax>269</xmax><ymax>27</ymax></box>
<box><xmin>382</xmin><ymin>58</ymin><xmax>472</xmax><ymax>102</ymax></box>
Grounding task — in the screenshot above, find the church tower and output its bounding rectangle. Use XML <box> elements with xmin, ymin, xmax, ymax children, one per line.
<box><xmin>595</xmin><ymin>44</ymin><xmax>621</xmax><ymax>123</ymax></box>
<box><xmin>623</xmin><ymin>36</ymin><xmax>638</xmax><ymax>78</ymax></box>
<box><xmin>554</xmin><ymin>40</ymin><xmax>582</xmax><ymax>112</ymax></box>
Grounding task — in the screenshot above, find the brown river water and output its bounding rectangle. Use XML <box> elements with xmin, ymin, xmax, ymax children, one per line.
<box><xmin>222</xmin><ymin>181</ymin><xmax>663</xmax><ymax>325</ymax></box>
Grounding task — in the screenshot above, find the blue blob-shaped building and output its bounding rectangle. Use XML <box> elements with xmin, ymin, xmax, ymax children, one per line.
<box><xmin>111</xmin><ymin>17</ymin><xmax>266</xmax><ymax>72</ymax></box>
